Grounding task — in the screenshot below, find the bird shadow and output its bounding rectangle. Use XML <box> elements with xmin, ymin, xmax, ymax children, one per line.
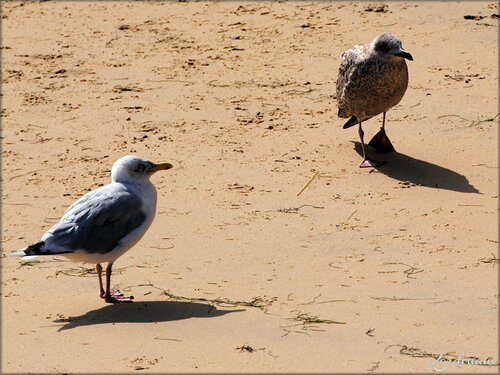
<box><xmin>352</xmin><ymin>142</ymin><xmax>480</xmax><ymax>193</ymax></box>
<box><xmin>54</xmin><ymin>300</ymin><xmax>244</xmax><ymax>331</ymax></box>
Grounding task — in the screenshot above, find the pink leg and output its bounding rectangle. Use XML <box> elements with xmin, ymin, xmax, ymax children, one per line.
<box><xmin>102</xmin><ymin>263</ymin><xmax>133</xmax><ymax>303</ymax></box>
<box><xmin>359</xmin><ymin>121</ymin><xmax>383</xmax><ymax>168</ymax></box>
<box><xmin>96</xmin><ymin>264</ymin><xmax>105</xmax><ymax>298</ymax></box>
<box><xmin>368</xmin><ymin>112</ymin><xmax>396</xmax><ymax>153</ymax></box>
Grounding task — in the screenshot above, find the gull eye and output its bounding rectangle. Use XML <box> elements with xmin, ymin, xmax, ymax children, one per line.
<box><xmin>135</xmin><ymin>163</ymin><xmax>146</xmax><ymax>173</ymax></box>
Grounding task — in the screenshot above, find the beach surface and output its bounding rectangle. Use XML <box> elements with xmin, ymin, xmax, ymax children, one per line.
<box><xmin>1</xmin><ymin>1</ymin><xmax>498</xmax><ymax>373</ymax></box>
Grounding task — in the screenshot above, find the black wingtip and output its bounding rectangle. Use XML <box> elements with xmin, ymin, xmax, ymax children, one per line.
<box><xmin>24</xmin><ymin>241</ymin><xmax>45</xmax><ymax>255</ymax></box>
<box><xmin>343</xmin><ymin>116</ymin><xmax>359</xmax><ymax>129</ymax></box>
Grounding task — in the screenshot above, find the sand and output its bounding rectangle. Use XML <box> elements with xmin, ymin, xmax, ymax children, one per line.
<box><xmin>1</xmin><ymin>1</ymin><xmax>498</xmax><ymax>373</ymax></box>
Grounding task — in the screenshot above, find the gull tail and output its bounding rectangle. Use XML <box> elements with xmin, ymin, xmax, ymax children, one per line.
<box><xmin>343</xmin><ymin>116</ymin><xmax>373</xmax><ymax>129</ymax></box>
<box><xmin>4</xmin><ymin>242</ymin><xmax>45</xmax><ymax>259</ymax></box>
<box><xmin>343</xmin><ymin>116</ymin><xmax>359</xmax><ymax>129</ymax></box>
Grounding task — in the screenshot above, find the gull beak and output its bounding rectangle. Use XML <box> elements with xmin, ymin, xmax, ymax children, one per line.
<box><xmin>151</xmin><ymin>162</ymin><xmax>174</xmax><ymax>172</ymax></box>
<box><xmin>396</xmin><ymin>49</ymin><xmax>413</xmax><ymax>61</ymax></box>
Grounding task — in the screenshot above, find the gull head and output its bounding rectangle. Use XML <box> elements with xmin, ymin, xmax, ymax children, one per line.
<box><xmin>111</xmin><ymin>155</ymin><xmax>173</xmax><ymax>184</ymax></box>
<box><xmin>371</xmin><ymin>33</ymin><xmax>413</xmax><ymax>61</ymax></box>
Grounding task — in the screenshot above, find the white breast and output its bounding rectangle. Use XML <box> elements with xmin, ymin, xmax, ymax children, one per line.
<box><xmin>64</xmin><ymin>181</ymin><xmax>158</xmax><ymax>265</ymax></box>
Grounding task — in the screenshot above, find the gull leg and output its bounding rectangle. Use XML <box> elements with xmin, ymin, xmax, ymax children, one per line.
<box><xmin>359</xmin><ymin>121</ymin><xmax>383</xmax><ymax>168</ymax></box>
<box><xmin>103</xmin><ymin>262</ymin><xmax>133</xmax><ymax>303</ymax></box>
<box><xmin>96</xmin><ymin>263</ymin><xmax>105</xmax><ymax>298</ymax></box>
<box><xmin>368</xmin><ymin>112</ymin><xmax>396</xmax><ymax>152</ymax></box>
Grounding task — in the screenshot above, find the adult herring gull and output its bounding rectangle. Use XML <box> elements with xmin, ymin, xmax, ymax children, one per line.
<box><xmin>7</xmin><ymin>155</ymin><xmax>173</xmax><ymax>303</ymax></box>
<box><xmin>336</xmin><ymin>32</ymin><xmax>413</xmax><ymax>167</ymax></box>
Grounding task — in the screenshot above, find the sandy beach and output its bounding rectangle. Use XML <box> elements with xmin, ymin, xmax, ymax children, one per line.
<box><xmin>1</xmin><ymin>1</ymin><xmax>498</xmax><ymax>373</ymax></box>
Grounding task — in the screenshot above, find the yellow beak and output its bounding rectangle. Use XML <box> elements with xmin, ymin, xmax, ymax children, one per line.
<box><xmin>151</xmin><ymin>162</ymin><xmax>174</xmax><ymax>172</ymax></box>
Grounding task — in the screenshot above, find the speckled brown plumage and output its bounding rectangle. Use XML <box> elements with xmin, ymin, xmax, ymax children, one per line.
<box><xmin>336</xmin><ymin>33</ymin><xmax>413</xmax><ymax>167</ymax></box>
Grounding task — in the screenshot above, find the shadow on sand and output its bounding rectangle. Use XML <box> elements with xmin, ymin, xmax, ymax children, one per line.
<box><xmin>352</xmin><ymin>142</ymin><xmax>480</xmax><ymax>193</ymax></box>
<box><xmin>55</xmin><ymin>300</ymin><xmax>243</xmax><ymax>331</ymax></box>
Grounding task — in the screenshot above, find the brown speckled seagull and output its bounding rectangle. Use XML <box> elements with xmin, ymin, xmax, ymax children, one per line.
<box><xmin>336</xmin><ymin>33</ymin><xmax>413</xmax><ymax>168</ymax></box>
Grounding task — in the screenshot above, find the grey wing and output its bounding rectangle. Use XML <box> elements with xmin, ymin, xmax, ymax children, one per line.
<box><xmin>43</xmin><ymin>187</ymin><xmax>146</xmax><ymax>254</ymax></box>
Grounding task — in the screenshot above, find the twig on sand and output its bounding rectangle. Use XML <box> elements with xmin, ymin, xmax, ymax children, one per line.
<box><xmin>345</xmin><ymin>210</ymin><xmax>358</xmax><ymax>223</ymax></box>
<box><xmin>56</xmin><ymin>267</ymin><xmax>96</xmax><ymax>277</ymax></box>
<box><xmin>297</xmin><ymin>171</ymin><xmax>320</xmax><ymax>196</ymax></box>
<box><xmin>479</xmin><ymin>253</ymin><xmax>499</xmax><ymax>264</ymax></box>
<box><xmin>383</xmin><ymin>262</ymin><xmax>424</xmax><ymax>279</ymax></box>
<box><xmin>298</xmin><ymin>294</ymin><xmax>322</xmax><ymax>305</ymax></box>
<box><xmin>9</xmin><ymin>169</ymin><xmax>49</xmax><ymax>181</ymax></box>
<box><xmin>278</xmin><ymin>204</ymin><xmax>324</xmax><ymax>213</ymax></box>
<box><xmin>288</xmin><ymin>311</ymin><xmax>345</xmax><ymax>325</ymax></box>
<box><xmin>297</xmin><ymin>294</ymin><xmax>352</xmax><ymax>305</ymax></box>
<box><xmin>385</xmin><ymin>344</ymin><xmax>498</xmax><ymax>366</ymax></box>
<box><xmin>18</xmin><ymin>259</ymin><xmax>42</xmax><ymax>267</ymax></box>
<box><xmin>336</xmin><ymin>210</ymin><xmax>358</xmax><ymax>229</ymax></box>
<box><xmin>283</xmin><ymin>87</ymin><xmax>314</xmax><ymax>95</ymax></box>
<box><xmin>208</xmin><ymin>79</ymin><xmax>230</xmax><ymax>87</ymax></box>
<box><xmin>17</xmin><ymin>259</ymin><xmax>53</xmax><ymax>269</ymax></box>
<box><xmin>135</xmin><ymin>282</ymin><xmax>276</xmax><ymax>311</ymax></box>
<box><xmin>55</xmin><ymin>266</ymin><xmax>129</xmax><ymax>277</ymax></box>
<box><xmin>438</xmin><ymin>113</ymin><xmax>499</xmax><ymax>127</ymax></box>
<box><xmin>280</xmin><ymin>310</ymin><xmax>345</xmax><ymax>336</ymax></box>
<box><xmin>153</xmin><ymin>336</ymin><xmax>182</xmax><ymax>342</ymax></box>
<box><xmin>371</xmin><ymin>296</ymin><xmax>437</xmax><ymax>301</ymax></box>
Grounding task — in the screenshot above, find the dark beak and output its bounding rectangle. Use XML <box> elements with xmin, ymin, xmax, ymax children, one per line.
<box><xmin>396</xmin><ymin>50</ymin><xmax>413</xmax><ymax>61</ymax></box>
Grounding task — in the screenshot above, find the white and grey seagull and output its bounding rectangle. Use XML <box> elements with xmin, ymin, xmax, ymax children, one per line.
<box><xmin>6</xmin><ymin>155</ymin><xmax>173</xmax><ymax>303</ymax></box>
<box><xmin>336</xmin><ymin>32</ymin><xmax>413</xmax><ymax>167</ymax></box>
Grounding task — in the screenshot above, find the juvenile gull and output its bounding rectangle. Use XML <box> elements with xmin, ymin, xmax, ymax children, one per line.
<box><xmin>336</xmin><ymin>32</ymin><xmax>413</xmax><ymax>167</ymax></box>
<box><xmin>7</xmin><ymin>155</ymin><xmax>173</xmax><ymax>303</ymax></box>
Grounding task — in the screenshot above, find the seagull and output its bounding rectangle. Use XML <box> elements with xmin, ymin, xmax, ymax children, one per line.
<box><xmin>6</xmin><ymin>155</ymin><xmax>173</xmax><ymax>303</ymax></box>
<box><xmin>336</xmin><ymin>32</ymin><xmax>413</xmax><ymax>168</ymax></box>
